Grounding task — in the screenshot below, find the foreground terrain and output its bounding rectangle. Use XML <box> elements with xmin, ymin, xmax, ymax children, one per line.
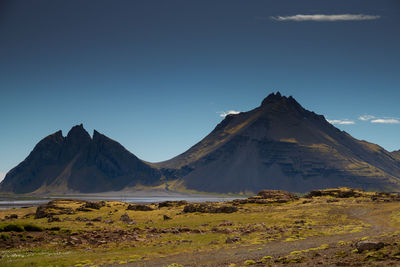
<box><xmin>1</xmin><ymin>188</ymin><xmax>400</xmax><ymax>266</ymax></box>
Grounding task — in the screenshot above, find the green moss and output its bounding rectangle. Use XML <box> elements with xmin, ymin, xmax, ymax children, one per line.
<box><xmin>244</xmin><ymin>259</ymin><xmax>256</xmax><ymax>265</ymax></box>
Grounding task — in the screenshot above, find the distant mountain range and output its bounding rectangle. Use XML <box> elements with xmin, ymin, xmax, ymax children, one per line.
<box><xmin>1</xmin><ymin>93</ymin><xmax>400</xmax><ymax>194</ymax></box>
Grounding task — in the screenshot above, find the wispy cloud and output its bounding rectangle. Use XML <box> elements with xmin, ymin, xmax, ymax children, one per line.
<box><xmin>271</xmin><ymin>14</ymin><xmax>381</xmax><ymax>22</ymax></box>
<box><xmin>359</xmin><ymin>115</ymin><xmax>375</xmax><ymax>121</ymax></box>
<box><xmin>358</xmin><ymin>115</ymin><xmax>400</xmax><ymax>124</ymax></box>
<box><xmin>218</xmin><ymin>110</ymin><xmax>241</xmax><ymax>118</ymax></box>
<box><xmin>0</xmin><ymin>172</ymin><xmax>6</xmax><ymax>183</ymax></box>
<box><xmin>371</xmin><ymin>119</ymin><xmax>400</xmax><ymax>124</ymax></box>
<box><xmin>327</xmin><ymin>119</ymin><xmax>355</xmax><ymax>125</ymax></box>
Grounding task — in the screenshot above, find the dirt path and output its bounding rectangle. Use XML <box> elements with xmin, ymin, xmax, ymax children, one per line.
<box><xmin>112</xmin><ymin>205</ymin><xmax>396</xmax><ymax>267</ymax></box>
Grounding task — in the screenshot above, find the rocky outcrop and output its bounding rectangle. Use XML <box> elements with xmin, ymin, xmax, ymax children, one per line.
<box><xmin>305</xmin><ymin>188</ymin><xmax>365</xmax><ymax>198</ymax></box>
<box><xmin>76</xmin><ymin>201</ymin><xmax>106</xmax><ymax>211</ymax></box>
<box><xmin>183</xmin><ymin>203</ymin><xmax>238</xmax><ymax>213</ymax></box>
<box><xmin>35</xmin><ymin>201</ymin><xmax>75</xmax><ymax>219</ymax></box>
<box><xmin>232</xmin><ymin>190</ymin><xmax>298</xmax><ymax>205</ymax></box>
<box><xmin>158</xmin><ymin>200</ymin><xmax>187</xmax><ymax>208</ymax></box>
<box><xmin>0</xmin><ymin>124</ymin><xmax>162</xmax><ymax>194</ymax></box>
<box><xmin>126</xmin><ymin>204</ymin><xmax>154</xmax><ymax>211</ymax></box>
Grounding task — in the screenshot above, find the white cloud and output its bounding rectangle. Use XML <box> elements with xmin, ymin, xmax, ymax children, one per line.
<box><xmin>371</xmin><ymin>119</ymin><xmax>400</xmax><ymax>124</ymax></box>
<box><xmin>328</xmin><ymin>119</ymin><xmax>355</xmax><ymax>125</ymax></box>
<box><xmin>0</xmin><ymin>172</ymin><xmax>6</xmax><ymax>183</ymax></box>
<box><xmin>218</xmin><ymin>110</ymin><xmax>241</xmax><ymax>118</ymax></box>
<box><xmin>359</xmin><ymin>115</ymin><xmax>375</xmax><ymax>121</ymax></box>
<box><xmin>271</xmin><ymin>14</ymin><xmax>381</xmax><ymax>22</ymax></box>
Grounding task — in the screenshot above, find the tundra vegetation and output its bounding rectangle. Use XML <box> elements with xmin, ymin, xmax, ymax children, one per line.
<box><xmin>1</xmin><ymin>188</ymin><xmax>400</xmax><ymax>266</ymax></box>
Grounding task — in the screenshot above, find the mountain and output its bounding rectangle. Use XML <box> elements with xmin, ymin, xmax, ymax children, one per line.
<box><xmin>155</xmin><ymin>93</ymin><xmax>400</xmax><ymax>193</ymax></box>
<box><xmin>0</xmin><ymin>124</ymin><xmax>161</xmax><ymax>194</ymax></box>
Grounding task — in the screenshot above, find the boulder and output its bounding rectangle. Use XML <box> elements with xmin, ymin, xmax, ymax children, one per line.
<box><xmin>356</xmin><ymin>241</ymin><xmax>384</xmax><ymax>252</ymax></box>
<box><xmin>120</xmin><ymin>214</ymin><xmax>135</xmax><ymax>224</ymax></box>
<box><xmin>163</xmin><ymin>215</ymin><xmax>172</xmax><ymax>220</ymax></box>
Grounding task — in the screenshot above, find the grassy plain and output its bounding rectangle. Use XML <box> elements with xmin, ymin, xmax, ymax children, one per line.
<box><xmin>1</xmin><ymin>189</ymin><xmax>400</xmax><ymax>266</ymax></box>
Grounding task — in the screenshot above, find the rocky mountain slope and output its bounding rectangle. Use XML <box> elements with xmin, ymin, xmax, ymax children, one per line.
<box><xmin>155</xmin><ymin>93</ymin><xmax>400</xmax><ymax>193</ymax></box>
<box><xmin>0</xmin><ymin>125</ymin><xmax>161</xmax><ymax>194</ymax></box>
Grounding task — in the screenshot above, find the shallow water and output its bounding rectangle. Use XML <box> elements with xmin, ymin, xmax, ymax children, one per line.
<box><xmin>0</xmin><ymin>196</ymin><xmax>243</xmax><ymax>210</ymax></box>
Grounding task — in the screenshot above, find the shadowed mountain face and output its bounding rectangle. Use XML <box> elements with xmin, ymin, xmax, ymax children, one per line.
<box><xmin>156</xmin><ymin>93</ymin><xmax>400</xmax><ymax>193</ymax></box>
<box><xmin>0</xmin><ymin>125</ymin><xmax>161</xmax><ymax>194</ymax></box>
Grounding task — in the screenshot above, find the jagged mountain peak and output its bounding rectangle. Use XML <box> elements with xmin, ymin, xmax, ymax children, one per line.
<box><xmin>260</xmin><ymin>92</ymin><xmax>305</xmax><ymax>116</ymax></box>
<box><xmin>0</xmin><ymin>124</ymin><xmax>161</xmax><ymax>194</ymax></box>
<box><xmin>66</xmin><ymin>124</ymin><xmax>91</xmax><ymax>141</ymax></box>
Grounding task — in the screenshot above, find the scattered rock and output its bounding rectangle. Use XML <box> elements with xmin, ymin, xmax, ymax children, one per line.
<box><xmin>91</xmin><ymin>217</ymin><xmax>102</xmax><ymax>222</ymax></box>
<box><xmin>48</xmin><ymin>216</ymin><xmax>61</xmax><ymax>222</ymax></box>
<box><xmin>355</xmin><ymin>241</ymin><xmax>384</xmax><ymax>252</ymax></box>
<box><xmin>120</xmin><ymin>214</ymin><xmax>135</xmax><ymax>224</ymax></box>
<box><xmin>219</xmin><ymin>221</ymin><xmax>233</xmax><ymax>226</ymax></box>
<box><xmin>75</xmin><ymin>217</ymin><xmax>89</xmax><ymax>222</ymax></box>
<box><xmin>126</xmin><ymin>204</ymin><xmax>153</xmax><ymax>211</ymax></box>
<box><xmin>225</xmin><ymin>236</ymin><xmax>241</xmax><ymax>244</ymax></box>
<box><xmin>163</xmin><ymin>215</ymin><xmax>172</xmax><ymax>220</ymax></box>
<box><xmin>212</xmin><ymin>227</ymin><xmax>232</xmax><ymax>234</ymax></box>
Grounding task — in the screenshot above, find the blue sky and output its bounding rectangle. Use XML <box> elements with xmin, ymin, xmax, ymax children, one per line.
<box><xmin>0</xmin><ymin>0</ymin><xmax>399</xmax><ymax>180</ymax></box>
